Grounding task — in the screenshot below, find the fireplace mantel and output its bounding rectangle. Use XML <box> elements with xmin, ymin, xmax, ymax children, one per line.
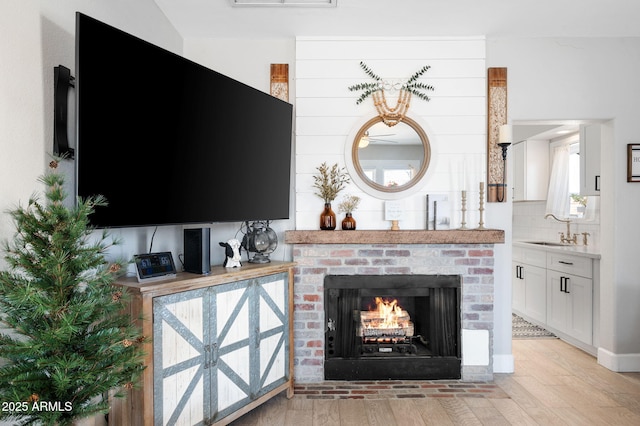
<box><xmin>285</xmin><ymin>229</ymin><xmax>504</xmax><ymax>245</ymax></box>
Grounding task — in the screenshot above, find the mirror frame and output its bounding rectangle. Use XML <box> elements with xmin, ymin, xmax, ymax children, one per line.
<box><xmin>345</xmin><ymin>113</ymin><xmax>434</xmax><ymax>200</ymax></box>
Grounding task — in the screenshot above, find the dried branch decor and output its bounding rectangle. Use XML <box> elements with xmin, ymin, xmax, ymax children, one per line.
<box><xmin>313</xmin><ymin>162</ymin><xmax>350</xmax><ymax>204</ymax></box>
<box><xmin>348</xmin><ymin>61</ymin><xmax>434</xmax><ymax>126</ymax></box>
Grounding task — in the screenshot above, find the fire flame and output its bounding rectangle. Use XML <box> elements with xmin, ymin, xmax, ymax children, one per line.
<box><xmin>373</xmin><ymin>297</ymin><xmax>403</xmax><ymax>328</ymax></box>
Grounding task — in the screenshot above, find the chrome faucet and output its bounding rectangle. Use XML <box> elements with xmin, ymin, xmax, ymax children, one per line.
<box><xmin>544</xmin><ymin>213</ymin><xmax>577</xmax><ymax>244</ymax></box>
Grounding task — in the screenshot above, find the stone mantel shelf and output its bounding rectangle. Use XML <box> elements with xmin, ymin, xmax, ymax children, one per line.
<box><xmin>285</xmin><ymin>229</ymin><xmax>505</xmax><ymax>245</ymax></box>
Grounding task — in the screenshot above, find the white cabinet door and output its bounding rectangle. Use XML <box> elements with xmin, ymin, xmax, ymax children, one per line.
<box><xmin>213</xmin><ymin>279</ymin><xmax>252</xmax><ymax>419</ymax></box>
<box><xmin>512</xmin><ymin>262</ymin><xmax>525</xmax><ymax>314</ymax></box>
<box><xmin>513</xmin><ymin>262</ymin><xmax>546</xmax><ymax>323</ymax></box>
<box><xmin>513</xmin><ymin>142</ymin><xmax>526</xmax><ymax>201</ymax></box>
<box><xmin>565</xmin><ymin>273</ymin><xmax>593</xmax><ymax>345</ymax></box>
<box><xmin>512</xmin><ymin>139</ymin><xmax>549</xmax><ymax>201</ymax></box>
<box><xmin>546</xmin><ymin>270</ymin><xmax>568</xmax><ymax>332</ymax></box>
<box><xmin>153</xmin><ymin>288</ymin><xmax>210</xmax><ymax>426</ymax></box>
<box><xmin>212</xmin><ymin>273</ymin><xmax>290</xmax><ymax>423</ymax></box>
<box><xmin>546</xmin><ymin>270</ymin><xmax>593</xmax><ymax>345</ymax></box>
<box><xmin>580</xmin><ymin>123</ymin><xmax>602</xmax><ymax>196</ymax></box>
<box><xmin>256</xmin><ymin>275</ymin><xmax>289</xmax><ymax>394</ymax></box>
<box><xmin>523</xmin><ymin>264</ymin><xmax>547</xmax><ymax>324</ymax></box>
<box><xmin>153</xmin><ymin>272</ymin><xmax>290</xmax><ymax>426</ymax></box>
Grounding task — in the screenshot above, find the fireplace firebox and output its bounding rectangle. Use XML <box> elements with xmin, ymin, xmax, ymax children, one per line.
<box><xmin>324</xmin><ymin>275</ymin><xmax>461</xmax><ymax>380</ymax></box>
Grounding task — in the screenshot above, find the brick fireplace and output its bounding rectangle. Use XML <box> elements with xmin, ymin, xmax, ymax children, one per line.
<box><xmin>285</xmin><ymin>229</ymin><xmax>505</xmax><ymax>383</ymax></box>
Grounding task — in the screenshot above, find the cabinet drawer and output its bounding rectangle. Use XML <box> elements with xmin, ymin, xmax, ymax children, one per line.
<box><xmin>547</xmin><ymin>253</ymin><xmax>592</xmax><ymax>278</ymax></box>
<box><xmin>521</xmin><ymin>248</ymin><xmax>547</xmax><ymax>268</ymax></box>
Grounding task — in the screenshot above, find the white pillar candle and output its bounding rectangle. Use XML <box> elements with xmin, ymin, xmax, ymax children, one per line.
<box><xmin>499</xmin><ymin>124</ymin><xmax>512</xmax><ymax>143</ymax></box>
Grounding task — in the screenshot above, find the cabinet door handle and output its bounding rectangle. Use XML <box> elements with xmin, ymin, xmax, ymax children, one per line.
<box><xmin>558</xmin><ymin>261</ymin><xmax>574</xmax><ymax>266</ymax></box>
<box><xmin>595</xmin><ymin>175</ymin><xmax>600</xmax><ymax>191</ymax></box>
<box><xmin>560</xmin><ymin>277</ymin><xmax>565</xmax><ymax>293</ymax></box>
<box><xmin>564</xmin><ymin>277</ymin><xmax>570</xmax><ymax>294</ymax></box>
<box><xmin>211</xmin><ymin>342</ymin><xmax>218</xmax><ymax>365</ymax></box>
<box><xmin>204</xmin><ymin>344</ymin><xmax>211</xmax><ymax>369</ymax></box>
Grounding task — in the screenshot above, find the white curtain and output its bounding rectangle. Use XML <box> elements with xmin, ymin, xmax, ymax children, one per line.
<box><xmin>583</xmin><ymin>195</ymin><xmax>599</xmax><ymax>221</ymax></box>
<box><xmin>546</xmin><ymin>144</ymin><xmax>571</xmax><ymax>218</ymax></box>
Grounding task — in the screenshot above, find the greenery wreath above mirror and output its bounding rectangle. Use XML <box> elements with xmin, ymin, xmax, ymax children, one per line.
<box><xmin>348</xmin><ymin>61</ymin><xmax>434</xmax><ymax>126</ymax></box>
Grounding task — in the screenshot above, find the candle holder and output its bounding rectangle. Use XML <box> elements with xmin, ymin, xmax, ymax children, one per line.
<box><xmin>459</xmin><ymin>190</ymin><xmax>468</xmax><ymax>230</ymax></box>
<box><xmin>478</xmin><ymin>182</ymin><xmax>486</xmax><ymax>229</ymax></box>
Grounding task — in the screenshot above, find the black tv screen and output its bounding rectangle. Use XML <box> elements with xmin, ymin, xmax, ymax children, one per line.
<box><xmin>75</xmin><ymin>13</ymin><xmax>293</xmax><ymax>228</ymax></box>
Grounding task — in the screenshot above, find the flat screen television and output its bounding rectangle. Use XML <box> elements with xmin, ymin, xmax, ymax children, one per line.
<box><xmin>75</xmin><ymin>13</ymin><xmax>293</xmax><ymax>228</ymax></box>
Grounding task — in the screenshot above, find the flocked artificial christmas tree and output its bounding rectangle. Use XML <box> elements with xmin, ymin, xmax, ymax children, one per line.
<box><xmin>0</xmin><ymin>160</ymin><xmax>145</xmax><ymax>425</ymax></box>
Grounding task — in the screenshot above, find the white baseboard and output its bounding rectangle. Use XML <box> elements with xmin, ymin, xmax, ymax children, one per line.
<box><xmin>493</xmin><ymin>354</ymin><xmax>515</xmax><ymax>373</ymax></box>
<box><xmin>598</xmin><ymin>347</ymin><xmax>640</xmax><ymax>372</ymax></box>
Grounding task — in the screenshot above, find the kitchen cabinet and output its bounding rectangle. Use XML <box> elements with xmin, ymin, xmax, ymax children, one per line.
<box><xmin>110</xmin><ymin>261</ymin><xmax>295</xmax><ymax>426</ymax></box>
<box><xmin>512</xmin><ymin>139</ymin><xmax>549</xmax><ymax>201</ymax></box>
<box><xmin>512</xmin><ymin>242</ymin><xmax>599</xmax><ymax>355</ymax></box>
<box><xmin>546</xmin><ymin>270</ymin><xmax>593</xmax><ymax>345</ymax></box>
<box><xmin>546</xmin><ymin>252</ymin><xmax>593</xmax><ymax>346</ymax></box>
<box><xmin>579</xmin><ymin>123</ymin><xmax>602</xmax><ymax>196</ymax></box>
<box><xmin>512</xmin><ymin>246</ymin><xmax>547</xmax><ymax>324</ymax></box>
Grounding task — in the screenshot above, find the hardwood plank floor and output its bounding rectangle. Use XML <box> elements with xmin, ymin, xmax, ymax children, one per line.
<box><xmin>231</xmin><ymin>339</ymin><xmax>640</xmax><ymax>425</ymax></box>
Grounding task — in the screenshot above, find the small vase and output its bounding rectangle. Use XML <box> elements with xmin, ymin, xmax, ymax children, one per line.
<box><xmin>320</xmin><ymin>203</ymin><xmax>336</xmax><ymax>230</ymax></box>
<box><xmin>341</xmin><ymin>212</ymin><xmax>356</xmax><ymax>230</ymax></box>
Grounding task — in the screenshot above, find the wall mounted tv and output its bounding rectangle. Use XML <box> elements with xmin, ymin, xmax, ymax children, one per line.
<box><xmin>75</xmin><ymin>13</ymin><xmax>293</xmax><ymax>228</ymax></box>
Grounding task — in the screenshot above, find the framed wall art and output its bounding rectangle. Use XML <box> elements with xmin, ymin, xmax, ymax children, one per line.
<box><xmin>628</xmin><ymin>144</ymin><xmax>640</xmax><ymax>182</ymax></box>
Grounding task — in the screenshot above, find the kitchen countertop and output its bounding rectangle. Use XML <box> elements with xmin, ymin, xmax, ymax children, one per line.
<box><xmin>513</xmin><ymin>240</ymin><xmax>601</xmax><ymax>259</ymax></box>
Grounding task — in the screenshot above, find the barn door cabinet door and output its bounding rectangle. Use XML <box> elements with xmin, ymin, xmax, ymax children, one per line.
<box><xmin>153</xmin><ymin>273</ymin><xmax>290</xmax><ymax>425</ymax></box>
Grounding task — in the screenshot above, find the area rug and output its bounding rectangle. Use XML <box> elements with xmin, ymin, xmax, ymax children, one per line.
<box><xmin>512</xmin><ymin>314</ymin><xmax>557</xmax><ymax>339</ymax></box>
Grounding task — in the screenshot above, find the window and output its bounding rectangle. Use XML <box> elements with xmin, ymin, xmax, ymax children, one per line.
<box><xmin>568</xmin><ymin>143</ymin><xmax>587</xmax><ymax>218</ymax></box>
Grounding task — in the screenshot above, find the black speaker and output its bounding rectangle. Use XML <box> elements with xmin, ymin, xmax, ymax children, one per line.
<box><xmin>183</xmin><ymin>228</ymin><xmax>211</xmax><ymax>275</ymax></box>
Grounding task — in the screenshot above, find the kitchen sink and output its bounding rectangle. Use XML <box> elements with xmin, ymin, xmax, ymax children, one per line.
<box><xmin>522</xmin><ymin>241</ymin><xmax>570</xmax><ymax>247</ymax></box>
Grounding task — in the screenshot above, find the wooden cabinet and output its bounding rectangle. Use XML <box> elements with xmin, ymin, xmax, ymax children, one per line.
<box><xmin>512</xmin><ymin>246</ymin><xmax>547</xmax><ymax>324</ymax></box>
<box><xmin>110</xmin><ymin>261</ymin><xmax>295</xmax><ymax>426</ymax></box>
<box><xmin>512</xmin><ymin>139</ymin><xmax>549</xmax><ymax>201</ymax></box>
<box><xmin>579</xmin><ymin>123</ymin><xmax>602</xmax><ymax>196</ymax></box>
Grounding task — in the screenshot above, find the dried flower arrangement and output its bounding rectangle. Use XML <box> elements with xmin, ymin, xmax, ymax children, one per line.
<box><xmin>338</xmin><ymin>194</ymin><xmax>361</xmax><ymax>214</ymax></box>
<box><xmin>313</xmin><ymin>162</ymin><xmax>350</xmax><ymax>204</ymax></box>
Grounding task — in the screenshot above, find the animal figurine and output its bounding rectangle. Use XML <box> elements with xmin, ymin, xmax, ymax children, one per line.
<box><xmin>219</xmin><ymin>239</ymin><xmax>242</xmax><ymax>268</ymax></box>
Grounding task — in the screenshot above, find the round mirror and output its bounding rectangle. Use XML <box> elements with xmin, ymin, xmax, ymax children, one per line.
<box><xmin>345</xmin><ymin>115</ymin><xmax>432</xmax><ymax>199</ymax></box>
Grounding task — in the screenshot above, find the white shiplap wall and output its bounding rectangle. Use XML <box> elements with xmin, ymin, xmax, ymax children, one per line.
<box><xmin>295</xmin><ymin>37</ymin><xmax>487</xmax><ymax>230</ymax></box>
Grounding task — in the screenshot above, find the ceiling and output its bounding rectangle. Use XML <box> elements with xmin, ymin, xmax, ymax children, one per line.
<box><xmin>154</xmin><ymin>0</ymin><xmax>640</xmax><ymax>39</ymax></box>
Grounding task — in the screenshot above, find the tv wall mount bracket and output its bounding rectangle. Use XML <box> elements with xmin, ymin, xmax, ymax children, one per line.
<box><xmin>54</xmin><ymin>65</ymin><xmax>75</xmax><ymax>159</ymax></box>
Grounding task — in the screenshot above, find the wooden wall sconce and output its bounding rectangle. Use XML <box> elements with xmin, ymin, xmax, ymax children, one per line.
<box><xmin>487</xmin><ymin>67</ymin><xmax>508</xmax><ymax>202</ymax></box>
<box><xmin>270</xmin><ymin>64</ymin><xmax>289</xmax><ymax>102</ymax></box>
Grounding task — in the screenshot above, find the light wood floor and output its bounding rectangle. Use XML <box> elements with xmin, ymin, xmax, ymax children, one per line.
<box><xmin>230</xmin><ymin>339</ymin><xmax>640</xmax><ymax>425</ymax></box>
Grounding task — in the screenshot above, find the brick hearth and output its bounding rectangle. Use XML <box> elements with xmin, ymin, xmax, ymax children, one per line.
<box><xmin>285</xmin><ymin>230</ymin><xmax>505</xmax><ymax>383</ymax></box>
<box><xmin>294</xmin><ymin>380</ymin><xmax>508</xmax><ymax>400</ymax></box>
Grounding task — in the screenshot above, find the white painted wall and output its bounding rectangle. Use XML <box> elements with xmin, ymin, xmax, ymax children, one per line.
<box><xmin>295</xmin><ymin>37</ymin><xmax>488</xmax><ymax>230</ymax></box>
<box><xmin>488</xmin><ymin>37</ymin><xmax>640</xmax><ymax>370</ymax></box>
